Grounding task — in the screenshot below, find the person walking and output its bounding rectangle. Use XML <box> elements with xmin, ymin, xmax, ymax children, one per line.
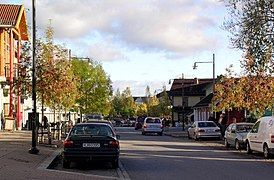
<box><xmin>1</xmin><ymin>110</ymin><xmax>5</xmax><ymax>130</ymax></box>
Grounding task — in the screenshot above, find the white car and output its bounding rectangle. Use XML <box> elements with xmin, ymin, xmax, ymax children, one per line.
<box><xmin>141</xmin><ymin>117</ymin><xmax>163</xmax><ymax>136</ymax></box>
<box><xmin>246</xmin><ymin>116</ymin><xmax>274</xmax><ymax>158</ymax></box>
<box><xmin>188</xmin><ymin>121</ymin><xmax>221</xmax><ymax>140</ymax></box>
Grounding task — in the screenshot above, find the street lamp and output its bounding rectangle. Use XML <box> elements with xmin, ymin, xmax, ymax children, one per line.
<box><xmin>193</xmin><ymin>54</ymin><xmax>215</xmax><ymax>93</ymax></box>
<box><xmin>193</xmin><ymin>54</ymin><xmax>216</xmax><ymax>119</ymax></box>
<box><xmin>29</xmin><ymin>0</ymin><xmax>39</xmax><ymax>154</ymax></box>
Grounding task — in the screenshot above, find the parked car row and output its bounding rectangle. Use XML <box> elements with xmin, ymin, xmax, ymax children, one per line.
<box><xmin>188</xmin><ymin>116</ymin><xmax>274</xmax><ymax>159</ymax></box>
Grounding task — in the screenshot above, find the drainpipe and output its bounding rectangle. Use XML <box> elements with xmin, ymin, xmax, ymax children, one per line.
<box><xmin>9</xmin><ymin>29</ymin><xmax>13</xmax><ymax>118</ymax></box>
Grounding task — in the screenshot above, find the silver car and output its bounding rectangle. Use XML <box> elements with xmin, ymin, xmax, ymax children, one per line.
<box><xmin>224</xmin><ymin>122</ymin><xmax>254</xmax><ymax>150</ymax></box>
<box><xmin>142</xmin><ymin>117</ymin><xmax>163</xmax><ymax>136</ymax></box>
<box><xmin>188</xmin><ymin>121</ymin><xmax>221</xmax><ymax>140</ymax></box>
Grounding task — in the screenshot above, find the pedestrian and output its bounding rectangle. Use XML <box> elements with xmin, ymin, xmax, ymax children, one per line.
<box><xmin>43</xmin><ymin>116</ymin><xmax>48</xmax><ymax>129</ymax></box>
<box><xmin>1</xmin><ymin>110</ymin><xmax>5</xmax><ymax>130</ymax></box>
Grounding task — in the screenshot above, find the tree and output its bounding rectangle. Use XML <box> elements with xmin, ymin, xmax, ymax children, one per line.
<box><xmin>213</xmin><ymin>0</ymin><xmax>274</xmax><ymax>117</ymax></box>
<box><xmin>109</xmin><ymin>87</ymin><xmax>136</xmax><ymax>118</ymax></box>
<box><xmin>36</xmin><ymin>24</ymin><xmax>78</xmax><ymax>121</ymax></box>
<box><xmin>223</xmin><ymin>0</ymin><xmax>274</xmax><ymax>74</ymax></box>
<box><xmin>71</xmin><ymin>58</ymin><xmax>112</xmax><ymax>115</ymax></box>
<box><xmin>158</xmin><ymin>89</ymin><xmax>172</xmax><ymax>118</ymax></box>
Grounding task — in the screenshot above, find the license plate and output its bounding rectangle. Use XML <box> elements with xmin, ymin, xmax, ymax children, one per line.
<box><xmin>206</xmin><ymin>129</ymin><xmax>214</xmax><ymax>132</ymax></box>
<box><xmin>83</xmin><ymin>143</ymin><xmax>100</xmax><ymax>148</ymax></box>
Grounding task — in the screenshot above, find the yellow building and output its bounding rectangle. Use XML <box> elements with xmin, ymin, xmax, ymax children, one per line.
<box><xmin>0</xmin><ymin>4</ymin><xmax>29</xmax><ymax>130</ymax></box>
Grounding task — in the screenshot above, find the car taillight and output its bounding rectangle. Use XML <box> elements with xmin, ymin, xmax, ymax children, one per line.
<box><xmin>143</xmin><ymin>125</ymin><xmax>147</xmax><ymax>128</ymax></box>
<box><xmin>64</xmin><ymin>140</ymin><xmax>73</xmax><ymax>148</ymax></box>
<box><xmin>198</xmin><ymin>129</ymin><xmax>205</xmax><ymax>132</ymax></box>
<box><xmin>109</xmin><ymin>140</ymin><xmax>119</xmax><ymax>148</ymax></box>
<box><xmin>271</xmin><ymin>135</ymin><xmax>274</xmax><ymax>143</ymax></box>
<box><xmin>215</xmin><ymin>129</ymin><xmax>220</xmax><ymax>132</ymax></box>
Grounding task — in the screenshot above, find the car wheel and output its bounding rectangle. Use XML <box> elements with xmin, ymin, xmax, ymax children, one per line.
<box><xmin>187</xmin><ymin>132</ymin><xmax>191</xmax><ymax>139</ymax></box>
<box><xmin>263</xmin><ymin>144</ymin><xmax>271</xmax><ymax>159</ymax></box>
<box><xmin>194</xmin><ymin>134</ymin><xmax>199</xmax><ymax>141</ymax></box>
<box><xmin>224</xmin><ymin>138</ymin><xmax>230</xmax><ymax>148</ymax></box>
<box><xmin>62</xmin><ymin>159</ymin><xmax>71</xmax><ymax>169</ymax></box>
<box><xmin>158</xmin><ymin>132</ymin><xmax>163</xmax><ymax>136</ymax></box>
<box><xmin>235</xmin><ymin>139</ymin><xmax>240</xmax><ymax>150</ymax></box>
<box><xmin>246</xmin><ymin>141</ymin><xmax>252</xmax><ymax>154</ymax></box>
<box><xmin>111</xmin><ymin>159</ymin><xmax>119</xmax><ymax>169</ymax></box>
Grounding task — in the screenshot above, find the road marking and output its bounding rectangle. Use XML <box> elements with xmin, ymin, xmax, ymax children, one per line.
<box><xmin>116</xmin><ymin>161</ymin><xmax>131</xmax><ymax>180</ymax></box>
<box><xmin>122</xmin><ymin>152</ymin><xmax>274</xmax><ymax>163</ymax></box>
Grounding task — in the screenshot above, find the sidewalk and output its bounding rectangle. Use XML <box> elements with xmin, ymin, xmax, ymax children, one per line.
<box><xmin>0</xmin><ymin>130</ymin><xmax>108</xmax><ymax>180</ymax></box>
<box><xmin>163</xmin><ymin>126</ymin><xmax>188</xmax><ymax>138</ymax></box>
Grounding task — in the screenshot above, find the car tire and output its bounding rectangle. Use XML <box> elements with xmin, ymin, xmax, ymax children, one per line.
<box><xmin>158</xmin><ymin>132</ymin><xmax>163</xmax><ymax>136</ymax></box>
<box><xmin>235</xmin><ymin>139</ymin><xmax>240</xmax><ymax>150</ymax></box>
<box><xmin>224</xmin><ymin>138</ymin><xmax>230</xmax><ymax>148</ymax></box>
<box><xmin>111</xmin><ymin>159</ymin><xmax>119</xmax><ymax>169</ymax></box>
<box><xmin>62</xmin><ymin>159</ymin><xmax>71</xmax><ymax>169</ymax></box>
<box><xmin>263</xmin><ymin>144</ymin><xmax>271</xmax><ymax>159</ymax></box>
<box><xmin>246</xmin><ymin>141</ymin><xmax>252</xmax><ymax>154</ymax></box>
<box><xmin>194</xmin><ymin>134</ymin><xmax>199</xmax><ymax>141</ymax></box>
<box><xmin>187</xmin><ymin>132</ymin><xmax>191</xmax><ymax>139</ymax></box>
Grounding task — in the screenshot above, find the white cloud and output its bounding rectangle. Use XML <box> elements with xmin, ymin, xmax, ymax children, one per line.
<box><xmin>23</xmin><ymin>0</ymin><xmax>225</xmax><ymax>59</ymax></box>
<box><xmin>88</xmin><ymin>38</ymin><xmax>127</xmax><ymax>62</ymax></box>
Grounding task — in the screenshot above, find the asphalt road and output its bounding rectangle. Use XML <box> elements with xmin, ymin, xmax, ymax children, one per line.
<box><xmin>118</xmin><ymin>127</ymin><xmax>274</xmax><ymax>180</ymax></box>
<box><xmin>51</xmin><ymin>127</ymin><xmax>274</xmax><ymax>180</ymax></box>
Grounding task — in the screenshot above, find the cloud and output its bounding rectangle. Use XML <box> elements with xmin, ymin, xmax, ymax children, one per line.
<box><xmin>22</xmin><ymin>0</ymin><xmax>225</xmax><ymax>58</ymax></box>
<box><xmin>112</xmin><ymin>80</ymin><xmax>167</xmax><ymax>96</ymax></box>
<box><xmin>88</xmin><ymin>38</ymin><xmax>127</xmax><ymax>62</ymax></box>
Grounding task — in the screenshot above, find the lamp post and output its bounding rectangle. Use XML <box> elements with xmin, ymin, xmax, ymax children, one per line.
<box><xmin>193</xmin><ymin>53</ymin><xmax>216</xmax><ymax>119</ymax></box>
<box><xmin>193</xmin><ymin>54</ymin><xmax>215</xmax><ymax>93</ymax></box>
<box><xmin>29</xmin><ymin>0</ymin><xmax>39</xmax><ymax>154</ymax></box>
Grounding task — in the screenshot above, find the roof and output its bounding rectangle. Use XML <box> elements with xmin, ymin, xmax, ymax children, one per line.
<box><xmin>169</xmin><ymin>82</ymin><xmax>211</xmax><ymax>96</ymax></box>
<box><xmin>170</xmin><ymin>78</ymin><xmax>213</xmax><ymax>91</ymax></box>
<box><xmin>0</xmin><ymin>4</ymin><xmax>21</xmax><ymax>26</ymax></box>
<box><xmin>193</xmin><ymin>93</ymin><xmax>213</xmax><ymax>108</ymax></box>
<box><xmin>0</xmin><ymin>4</ymin><xmax>29</xmax><ymax>40</ymax></box>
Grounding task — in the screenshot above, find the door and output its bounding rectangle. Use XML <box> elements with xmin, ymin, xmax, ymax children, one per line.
<box><xmin>248</xmin><ymin>121</ymin><xmax>261</xmax><ymax>151</ymax></box>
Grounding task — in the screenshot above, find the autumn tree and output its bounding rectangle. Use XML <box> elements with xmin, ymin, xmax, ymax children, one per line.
<box><xmin>36</xmin><ymin>24</ymin><xmax>78</xmax><ymax>121</ymax></box>
<box><xmin>213</xmin><ymin>0</ymin><xmax>274</xmax><ymax>117</ymax></box>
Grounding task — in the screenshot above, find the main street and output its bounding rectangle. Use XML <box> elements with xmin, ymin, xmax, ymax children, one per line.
<box><xmin>52</xmin><ymin>127</ymin><xmax>274</xmax><ymax>180</ymax></box>
<box><xmin>118</xmin><ymin>127</ymin><xmax>274</xmax><ymax>180</ymax></box>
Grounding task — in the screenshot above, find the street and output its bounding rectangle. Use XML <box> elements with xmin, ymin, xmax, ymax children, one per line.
<box><xmin>51</xmin><ymin>127</ymin><xmax>274</xmax><ymax>180</ymax></box>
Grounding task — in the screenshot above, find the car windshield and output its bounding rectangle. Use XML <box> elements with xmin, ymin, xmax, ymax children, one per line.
<box><xmin>146</xmin><ymin>118</ymin><xmax>161</xmax><ymax>123</ymax></box>
<box><xmin>71</xmin><ymin>124</ymin><xmax>114</xmax><ymax>137</ymax></box>
<box><xmin>198</xmin><ymin>122</ymin><xmax>217</xmax><ymax>127</ymax></box>
<box><xmin>237</xmin><ymin>124</ymin><xmax>253</xmax><ymax>132</ymax></box>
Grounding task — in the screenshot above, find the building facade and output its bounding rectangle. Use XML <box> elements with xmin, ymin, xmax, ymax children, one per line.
<box><xmin>0</xmin><ymin>4</ymin><xmax>28</xmax><ymax>130</ymax></box>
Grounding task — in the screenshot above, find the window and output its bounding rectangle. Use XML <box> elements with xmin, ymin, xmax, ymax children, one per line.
<box><xmin>71</xmin><ymin>124</ymin><xmax>114</xmax><ymax>137</ymax></box>
<box><xmin>251</xmin><ymin>121</ymin><xmax>260</xmax><ymax>133</ymax></box>
<box><xmin>146</xmin><ymin>118</ymin><xmax>161</xmax><ymax>123</ymax></box>
<box><xmin>198</xmin><ymin>122</ymin><xmax>217</xmax><ymax>127</ymax></box>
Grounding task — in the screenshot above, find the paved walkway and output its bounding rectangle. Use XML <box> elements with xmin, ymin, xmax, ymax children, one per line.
<box><xmin>0</xmin><ymin>130</ymin><xmax>114</xmax><ymax>180</ymax></box>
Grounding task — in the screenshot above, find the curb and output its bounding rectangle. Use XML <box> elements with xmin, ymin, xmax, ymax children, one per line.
<box><xmin>37</xmin><ymin>149</ymin><xmax>62</xmax><ymax>170</ymax></box>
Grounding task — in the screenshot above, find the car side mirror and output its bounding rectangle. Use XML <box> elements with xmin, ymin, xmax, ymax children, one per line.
<box><xmin>116</xmin><ymin>135</ymin><xmax>120</xmax><ymax>139</ymax></box>
<box><xmin>231</xmin><ymin>129</ymin><xmax>236</xmax><ymax>133</ymax></box>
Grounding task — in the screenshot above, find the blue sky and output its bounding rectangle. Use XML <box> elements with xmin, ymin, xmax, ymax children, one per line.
<box><xmin>7</xmin><ymin>0</ymin><xmax>243</xmax><ymax>96</ymax></box>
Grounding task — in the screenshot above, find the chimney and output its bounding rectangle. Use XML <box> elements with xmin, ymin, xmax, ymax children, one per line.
<box><xmin>194</xmin><ymin>78</ymin><xmax>199</xmax><ymax>84</ymax></box>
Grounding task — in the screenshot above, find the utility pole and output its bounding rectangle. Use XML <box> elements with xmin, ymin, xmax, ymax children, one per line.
<box><xmin>181</xmin><ymin>73</ymin><xmax>185</xmax><ymax>131</ymax></box>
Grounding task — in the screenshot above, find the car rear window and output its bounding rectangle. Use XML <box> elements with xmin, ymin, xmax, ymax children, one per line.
<box><xmin>198</xmin><ymin>122</ymin><xmax>217</xmax><ymax>127</ymax></box>
<box><xmin>71</xmin><ymin>124</ymin><xmax>114</xmax><ymax>137</ymax></box>
<box><xmin>146</xmin><ymin>118</ymin><xmax>161</xmax><ymax>123</ymax></box>
<box><xmin>237</xmin><ymin>124</ymin><xmax>253</xmax><ymax>132</ymax></box>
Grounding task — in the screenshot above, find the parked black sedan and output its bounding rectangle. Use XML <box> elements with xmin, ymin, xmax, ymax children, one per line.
<box><xmin>62</xmin><ymin>122</ymin><xmax>120</xmax><ymax>169</ymax></box>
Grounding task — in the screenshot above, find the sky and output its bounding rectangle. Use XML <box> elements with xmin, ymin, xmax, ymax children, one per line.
<box><xmin>5</xmin><ymin>0</ymin><xmax>243</xmax><ymax>96</ymax></box>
